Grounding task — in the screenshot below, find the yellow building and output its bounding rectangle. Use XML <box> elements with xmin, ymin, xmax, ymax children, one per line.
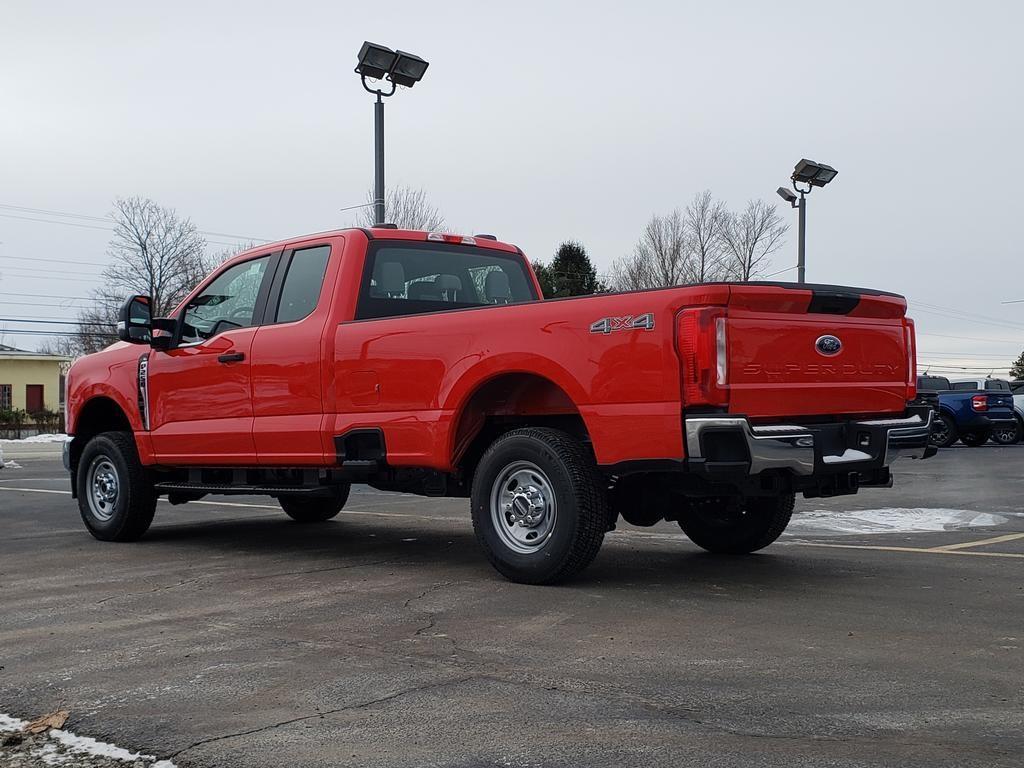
<box><xmin>0</xmin><ymin>344</ymin><xmax>71</xmax><ymax>413</ymax></box>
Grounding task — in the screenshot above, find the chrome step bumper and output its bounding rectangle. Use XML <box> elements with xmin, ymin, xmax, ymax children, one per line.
<box><xmin>684</xmin><ymin>408</ymin><xmax>936</xmax><ymax>477</ymax></box>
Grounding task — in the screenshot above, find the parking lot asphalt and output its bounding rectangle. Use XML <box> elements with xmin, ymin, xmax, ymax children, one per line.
<box><xmin>1</xmin><ymin>446</ymin><xmax>1022</xmax><ymax>767</ymax></box>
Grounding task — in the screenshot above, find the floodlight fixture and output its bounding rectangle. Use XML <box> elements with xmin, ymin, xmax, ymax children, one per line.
<box><xmin>776</xmin><ymin>186</ymin><xmax>798</xmax><ymax>206</ymax></box>
<box><xmin>355</xmin><ymin>42</ymin><xmax>398</xmax><ymax>81</ymax></box>
<box><xmin>791</xmin><ymin>158</ymin><xmax>838</xmax><ymax>188</ymax></box>
<box><xmin>390</xmin><ymin>50</ymin><xmax>430</xmax><ymax>87</ymax></box>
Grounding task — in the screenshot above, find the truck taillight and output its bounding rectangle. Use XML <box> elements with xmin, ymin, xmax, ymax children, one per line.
<box><xmin>972</xmin><ymin>395</ymin><xmax>987</xmax><ymax>412</ymax></box>
<box><xmin>677</xmin><ymin>307</ymin><xmax>729</xmax><ymax>407</ymax></box>
<box><xmin>905</xmin><ymin>319</ymin><xmax>917</xmax><ymax>400</ymax></box>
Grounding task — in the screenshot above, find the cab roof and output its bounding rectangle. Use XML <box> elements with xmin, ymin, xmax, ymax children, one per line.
<box><xmin>227</xmin><ymin>227</ymin><xmax>522</xmax><ymax>266</ymax></box>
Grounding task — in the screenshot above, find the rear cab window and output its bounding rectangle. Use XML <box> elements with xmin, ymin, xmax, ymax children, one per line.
<box><xmin>275</xmin><ymin>245</ymin><xmax>331</xmax><ymax>324</ymax></box>
<box><xmin>355</xmin><ymin>241</ymin><xmax>537</xmax><ymax>321</ymax></box>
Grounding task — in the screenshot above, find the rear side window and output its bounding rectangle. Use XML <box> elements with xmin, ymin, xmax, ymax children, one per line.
<box><xmin>276</xmin><ymin>245</ymin><xmax>331</xmax><ymax>324</ymax></box>
<box><xmin>356</xmin><ymin>242</ymin><xmax>537</xmax><ymax>321</ymax></box>
<box><xmin>918</xmin><ymin>376</ymin><xmax>950</xmax><ymax>391</ymax></box>
<box><xmin>985</xmin><ymin>380</ymin><xmax>1010</xmax><ymax>391</ymax></box>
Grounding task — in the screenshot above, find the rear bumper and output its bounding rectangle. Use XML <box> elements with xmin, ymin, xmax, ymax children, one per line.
<box><xmin>684</xmin><ymin>406</ymin><xmax>936</xmax><ymax>483</ymax></box>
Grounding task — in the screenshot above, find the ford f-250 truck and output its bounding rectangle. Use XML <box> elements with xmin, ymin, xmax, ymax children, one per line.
<box><xmin>64</xmin><ymin>227</ymin><xmax>935</xmax><ymax>583</ymax></box>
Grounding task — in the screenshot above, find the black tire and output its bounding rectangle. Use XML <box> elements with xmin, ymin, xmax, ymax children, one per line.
<box><xmin>678</xmin><ymin>492</ymin><xmax>795</xmax><ymax>555</ymax></box>
<box><xmin>960</xmin><ymin>430</ymin><xmax>989</xmax><ymax>447</ymax></box>
<box><xmin>929</xmin><ymin>413</ymin><xmax>958</xmax><ymax>448</ymax></box>
<box><xmin>279</xmin><ymin>484</ymin><xmax>351</xmax><ymax>522</ymax></box>
<box><xmin>990</xmin><ymin>418</ymin><xmax>1022</xmax><ymax>445</ymax></box>
<box><xmin>76</xmin><ymin>431</ymin><xmax>156</xmax><ymax>542</ymax></box>
<box><xmin>470</xmin><ymin>427</ymin><xmax>610</xmax><ymax>585</ymax></box>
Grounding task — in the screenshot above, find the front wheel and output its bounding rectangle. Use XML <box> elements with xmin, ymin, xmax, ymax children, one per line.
<box><xmin>991</xmin><ymin>419</ymin><xmax>1022</xmax><ymax>445</ymax></box>
<box><xmin>678</xmin><ymin>492</ymin><xmax>795</xmax><ymax>554</ymax></box>
<box><xmin>279</xmin><ymin>484</ymin><xmax>351</xmax><ymax>522</ymax></box>
<box><xmin>960</xmin><ymin>430</ymin><xmax>990</xmax><ymax>447</ymax></box>
<box><xmin>77</xmin><ymin>431</ymin><xmax>157</xmax><ymax>541</ymax></box>
<box><xmin>470</xmin><ymin>427</ymin><xmax>610</xmax><ymax>585</ymax></box>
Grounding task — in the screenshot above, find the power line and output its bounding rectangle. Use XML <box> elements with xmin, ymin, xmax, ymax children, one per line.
<box><xmin>0</xmin><ymin>318</ymin><xmax>116</xmax><ymax>327</ymax></box>
<box><xmin>0</xmin><ymin>329</ymin><xmax>114</xmax><ymax>338</ymax></box>
<box><xmin>0</xmin><ymin>254</ymin><xmax>110</xmax><ymax>268</ymax></box>
<box><xmin>0</xmin><ymin>203</ymin><xmax>272</xmax><ymax>242</ymax></box>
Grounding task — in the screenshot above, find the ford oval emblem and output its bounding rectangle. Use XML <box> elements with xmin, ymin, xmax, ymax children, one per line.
<box><xmin>815</xmin><ymin>334</ymin><xmax>843</xmax><ymax>356</ymax></box>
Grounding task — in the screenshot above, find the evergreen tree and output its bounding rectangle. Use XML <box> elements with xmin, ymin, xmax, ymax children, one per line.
<box><xmin>531</xmin><ymin>261</ymin><xmax>554</xmax><ymax>298</ymax></box>
<box><xmin>1010</xmin><ymin>349</ymin><xmax>1024</xmax><ymax>379</ymax></box>
<box><xmin>544</xmin><ymin>241</ymin><xmax>604</xmax><ymax>298</ymax></box>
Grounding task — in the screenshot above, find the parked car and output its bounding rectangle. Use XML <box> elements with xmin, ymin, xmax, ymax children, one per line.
<box><xmin>917</xmin><ymin>375</ymin><xmax>1016</xmax><ymax>447</ymax></box>
<box><xmin>1013</xmin><ymin>380</ymin><xmax>1024</xmax><ymax>439</ymax></box>
<box><xmin>65</xmin><ymin>227</ymin><xmax>934</xmax><ymax>584</ymax></box>
<box><xmin>949</xmin><ymin>378</ymin><xmax>1021</xmax><ymax>444</ymax></box>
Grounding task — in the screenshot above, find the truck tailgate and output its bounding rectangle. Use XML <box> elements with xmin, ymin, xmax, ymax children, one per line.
<box><xmin>724</xmin><ymin>284</ymin><xmax>913</xmax><ymax>419</ymax></box>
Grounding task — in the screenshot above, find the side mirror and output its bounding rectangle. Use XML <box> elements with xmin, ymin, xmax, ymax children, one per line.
<box><xmin>117</xmin><ymin>295</ymin><xmax>152</xmax><ymax>344</ymax></box>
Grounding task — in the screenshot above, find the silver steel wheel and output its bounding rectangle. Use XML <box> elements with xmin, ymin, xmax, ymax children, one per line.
<box><xmin>87</xmin><ymin>456</ymin><xmax>120</xmax><ymax>522</ymax></box>
<box><xmin>490</xmin><ymin>460</ymin><xmax>557</xmax><ymax>555</ymax></box>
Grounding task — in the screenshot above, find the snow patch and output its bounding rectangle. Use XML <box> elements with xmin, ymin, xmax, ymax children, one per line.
<box><xmin>790</xmin><ymin>508</ymin><xmax>1008</xmax><ymax>535</ymax></box>
<box><xmin>49</xmin><ymin>728</ymin><xmax>154</xmax><ymax>762</ymax></box>
<box><xmin>0</xmin><ymin>712</ymin><xmax>29</xmax><ymax>731</ymax></box>
<box><xmin>0</xmin><ymin>713</ymin><xmax>177</xmax><ymax>766</ymax></box>
<box><xmin>0</xmin><ymin>433</ymin><xmax>71</xmax><ymax>444</ymax></box>
<box><xmin>2</xmin><ymin>460</ymin><xmax>22</xmax><ymax>469</ymax></box>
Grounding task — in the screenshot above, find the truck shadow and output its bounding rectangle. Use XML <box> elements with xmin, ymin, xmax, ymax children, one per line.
<box><xmin>139</xmin><ymin>513</ymin><xmax>875</xmax><ymax>592</ymax></box>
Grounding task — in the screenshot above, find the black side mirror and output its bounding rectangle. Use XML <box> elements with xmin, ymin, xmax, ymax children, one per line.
<box><xmin>117</xmin><ymin>295</ymin><xmax>152</xmax><ymax>344</ymax></box>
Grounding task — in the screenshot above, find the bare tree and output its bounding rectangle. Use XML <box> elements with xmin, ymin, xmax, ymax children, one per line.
<box><xmin>358</xmin><ymin>186</ymin><xmax>446</xmax><ymax>231</ymax></box>
<box><xmin>43</xmin><ymin>198</ymin><xmax>211</xmax><ymax>357</ymax></box>
<box><xmin>610</xmin><ymin>210</ymin><xmax>689</xmax><ymax>291</ymax></box>
<box><xmin>682</xmin><ymin>190</ymin><xmax>730</xmax><ymax>284</ymax></box>
<box><xmin>721</xmin><ymin>200</ymin><xmax>789</xmax><ymax>281</ymax></box>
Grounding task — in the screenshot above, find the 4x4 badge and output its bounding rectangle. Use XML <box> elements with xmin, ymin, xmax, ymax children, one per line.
<box><xmin>590</xmin><ymin>313</ymin><xmax>655</xmax><ymax>334</ymax></box>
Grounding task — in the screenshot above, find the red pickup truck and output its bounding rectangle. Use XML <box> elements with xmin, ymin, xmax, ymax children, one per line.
<box><xmin>65</xmin><ymin>227</ymin><xmax>934</xmax><ymax>583</ymax></box>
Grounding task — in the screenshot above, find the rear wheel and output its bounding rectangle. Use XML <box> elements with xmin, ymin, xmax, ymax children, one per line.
<box><xmin>960</xmin><ymin>430</ymin><xmax>989</xmax><ymax>447</ymax></box>
<box><xmin>279</xmin><ymin>484</ymin><xmax>351</xmax><ymax>522</ymax></box>
<box><xmin>929</xmin><ymin>413</ymin><xmax>958</xmax><ymax>448</ymax></box>
<box><xmin>678</xmin><ymin>492</ymin><xmax>795</xmax><ymax>554</ymax></box>
<box><xmin>990</xmin><ymin>418</ymin><xmax>1022</xmax><ymax>445</ymax></box>
<box><xmin>471</xmin><ymin>427</ymin><xmax>610</xmax><ymax>585</ymax></box>
<box><xmin>77</xmin><ymin>431</ymin><xmax>156</xmax><ymax>541</ymax></box>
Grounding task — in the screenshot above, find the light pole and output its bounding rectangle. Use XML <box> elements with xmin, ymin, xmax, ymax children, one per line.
<box><xmin>776</xmin><ymin>159</ymin><xmax>838</xmax><ymax>283</ymax></box>
<box><xmin>354</xmin><ymin>42</ymin><xmax>430</xmax><ymax>226</ymax></box>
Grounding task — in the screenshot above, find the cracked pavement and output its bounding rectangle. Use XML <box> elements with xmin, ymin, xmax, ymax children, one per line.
<box><xmin>1</xmin><ymin>448</ymin><xmax>1023</xmax><ymax>767</ymax></box>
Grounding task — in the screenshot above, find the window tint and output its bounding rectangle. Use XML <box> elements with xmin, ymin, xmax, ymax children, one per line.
<box><xmin>1012</xmin><ymin>381</ymin><xmax>1024</xmax><ymax>394</ymax></box>
<box><xmin>276</xmin><ymin>245</ymin><xmax>331</xmax><ymax>324</ymax></box>
<box><xmin>985</xmin><ymin>380</ymin><xmax>1010</xmax><ymax>390</ymax></box>
<box><xmin>950</xmin><ymin>381</ymin><xmax>977</xmax><ymax>391</ymax></box>
<box><xmin>356</xmin><ymin>243</ymin><xmax>537</xmax><ymax>320</ymax></box>
<box><xmin>181</xmin><ymin>256</ymin><xmax>270</xmax><ymax>343</ymax></box>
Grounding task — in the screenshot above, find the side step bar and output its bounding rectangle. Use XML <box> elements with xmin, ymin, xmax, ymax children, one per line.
<box><xmin>153</xmin><ymin>482</ymin><xmax>335</xmax><ymax>496</ymax></box>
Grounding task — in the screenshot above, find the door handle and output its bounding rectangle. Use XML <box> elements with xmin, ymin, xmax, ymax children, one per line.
<box><xmin>218</xmin><ymin>352</ymin><xmax>246</xmax><ymax>364</ymax></box>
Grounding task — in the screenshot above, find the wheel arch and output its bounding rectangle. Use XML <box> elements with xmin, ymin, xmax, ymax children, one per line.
<box><xmin>68</xmin><ymin>396</ymin><xmax>134</xmax><ymax>485</ymax></box>
<box><xmin>448</xmin><ymin>370</ymin><xmax>590</xmax><ymax>479</ymax></box>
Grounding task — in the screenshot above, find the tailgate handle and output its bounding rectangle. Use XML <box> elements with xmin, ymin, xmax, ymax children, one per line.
<box><xmin>218</xmin><ymin>352</ymin><xmax>246</xmax><ymax>364</ymax></box>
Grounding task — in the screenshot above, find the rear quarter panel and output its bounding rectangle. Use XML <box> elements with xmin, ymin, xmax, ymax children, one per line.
<box><xmin>328</xmin><ymin>287</ymin><xmax>720</xmax><ymax>468</ymax></box>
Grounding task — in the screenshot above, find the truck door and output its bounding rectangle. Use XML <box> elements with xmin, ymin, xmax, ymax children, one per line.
<box><xmin>146</xmin><ymin>254</ymin><xmax>276</xmax><ymax>464</ymax></box>
<box><xmin>249</xmin><ymin>241</ymin><xmax>337</xmax><ymax>464</ymax></box>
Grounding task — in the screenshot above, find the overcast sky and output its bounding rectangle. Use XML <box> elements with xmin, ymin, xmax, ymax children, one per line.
<box><xmin>1</xmin><ymin>0</ymin><xmax>1022</xmax><ymax>375</ymax></box>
